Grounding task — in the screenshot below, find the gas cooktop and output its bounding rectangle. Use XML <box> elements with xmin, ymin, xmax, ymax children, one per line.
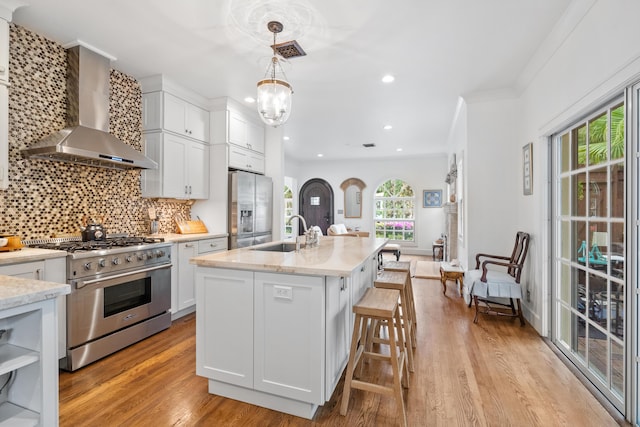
<box><xmin>30</xmin><ymin>236</ymin><xmax>165</xmax><ymax>253</ymax></box>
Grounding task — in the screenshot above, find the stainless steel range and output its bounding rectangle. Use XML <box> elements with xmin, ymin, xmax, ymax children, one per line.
<box><xmin>30</xmin><ymin>236</ymin><xmax>172</xmax><ymax>371</ymax></box>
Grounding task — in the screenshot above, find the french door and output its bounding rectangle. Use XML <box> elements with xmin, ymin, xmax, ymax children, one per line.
<box><xmin>551</xmin><ymin>96</ymin><xmax>628</xmax><ymax>413</ymax></box>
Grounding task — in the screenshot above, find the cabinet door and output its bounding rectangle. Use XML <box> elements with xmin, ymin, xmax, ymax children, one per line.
<box><xmin>254</xmin><ymin>272</ymin><xmax>324</xmax><ymax>404</ymax></box>
<box><xmin>185</xmin><ymin>103</ymin><xmax>209</xmax><ymax>142</ymax></box>
<box><xmin>186</xmin><ymin>141</ymin><xmax>209</xmax><ymax>199</ymax></box>
<box><xmin>198</xmin><ymin>237</ymin><xmax>227</xmax><ymax>254</ymax></box>
<box><xmin>0</xmin><ymin>19</ymin><xmax>8</xmax><ymax>85</ymax></box>
<box><xmin>246</xmin><ymin>120</ymin><xmax>265</xmax><ymax>154</ymax></box>
<box><xmin>196</xmin><ymin>268</ymin><xmax>254</xmax><ymax>388</ymax></box>
<box><xmin>161</xmin><ymin>133</ymin><xmax>188</xmax><ymax>198</ymax></box>
<box><xmin>163</xmin><ymin>93</ymin><xmax>187</xmax><ymax>136</ymax></box>
<box><xmin>229</xmin><ymin>145</ymin><xmax>265</xmax><ymax>174</ymax></box>
<box><xmin>0</xmin><ymin>261</ymin><xmax>46</xmax><ymax>280</ymax></box>
<box><xmin>325</xmin><ymin>276</ymin><xmax>350</xmax><ymax>398</ymax></box>
<box><xmin>0</xmin><ymin>84</ymin><xmax>8</xmax><ymax>190</ymax></box>
<box><xmin>228</xmin><ymin>112</ymin><xmax>248</xmax><ymax>147</ymax></box>
<box><xmin>177</xmin><ymin>242</ymin><xmax>198</xmax><ymax>311</ymax></box>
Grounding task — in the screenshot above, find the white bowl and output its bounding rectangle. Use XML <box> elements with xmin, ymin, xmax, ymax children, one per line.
<box><xmin>0</xmin><ymin>238</ymin><xmax>7</xmax><ymax>247</ymax></box>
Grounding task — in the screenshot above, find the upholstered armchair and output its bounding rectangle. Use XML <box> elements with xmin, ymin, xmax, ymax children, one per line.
<box><xmin>465</xmin><ymin>232</ymin><xmax>530</xmax><ymax>326</ymax></box>
<box><xmin>328</xmin><ymin>224</ymin><xmax>360</xmax><ymax>237</ymax></box>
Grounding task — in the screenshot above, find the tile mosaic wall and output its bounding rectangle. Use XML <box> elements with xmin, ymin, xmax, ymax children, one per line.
<box><xmin>0</xmin><ymin>24</ymin><xmax>191</xmax><ymax>241</ymax></box>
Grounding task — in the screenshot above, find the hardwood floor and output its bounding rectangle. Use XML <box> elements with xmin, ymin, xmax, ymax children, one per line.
<box><xmin>59</xmin><ymin>256</ymin><xmax>625</xmax><ymax>426</ymax></box>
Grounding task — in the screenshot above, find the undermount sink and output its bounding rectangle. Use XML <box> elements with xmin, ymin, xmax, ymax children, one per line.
<box><xmin>251</xmin><ymin>242</ymin><xmax>297</xmax><ymax>253</ymax></box>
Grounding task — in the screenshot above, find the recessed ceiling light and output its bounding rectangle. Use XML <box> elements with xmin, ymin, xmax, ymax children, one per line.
<box><xmin>244</xmin><ymin>96</ymin><xmax>256</xmax><ymax>103</ymax></box>
<box><xmin>396</xmin><ymin>148</ymin><xmax>403</xmax><ymax>152</ymax></box>
<box><xmin>317</xmin><ymin>153</ymin><xmax>324</xmax><ymax>157</ymax></box>
<box><xmin>283</xmin><ymin>136</ymin><xmax>290</xmax><ymax>141</ymax></box>
<box><xmin>381</xmin><ymin>75</ymin><xmax>395</xmax><ymax>83</ymax></box>
<box><xmin>383</xmin><ymin>125</ymin><xmax>393</xmax><ymax>130</ymax></box>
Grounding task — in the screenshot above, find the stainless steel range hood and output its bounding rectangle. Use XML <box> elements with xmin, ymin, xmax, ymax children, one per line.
<box><xmin>22</xmin><ymin>45</ymin><xmax>157</xmax><ymax>170</ymax></box>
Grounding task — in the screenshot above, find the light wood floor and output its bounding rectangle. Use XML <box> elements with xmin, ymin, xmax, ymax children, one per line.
<box><xmin>59</xmin><ymin>256</ymin><xmax>626</xmax><ymax>426</ymax></box>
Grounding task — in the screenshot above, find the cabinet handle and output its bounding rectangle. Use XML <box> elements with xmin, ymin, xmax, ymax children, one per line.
<box><xmin>209</xmin><ymin>243</ymin><xmax>217</xmax><ymax>248</ymax></box>
<box><xmin>189</xmin><ymin>185</ymin><xmax>192</xmax><ymax>194</ymax></box>
<box><xmin>35</xmin><ymin>268</ymin><xmax>41</xmax><ymax>280</ymax></box>
<box><xmin>340</xmin><ymin>277</ymin><xmax>347</xmax><ymax>291</ymax></box>
<box><xmin>185</xmin><ymin>185</ymin><xmax>188</xmax><ymax>194</ymax></box>
<box><xmin>185</xmin><ymin>244</ymin><xmax>194</xmax><ymax>248</ymax></box>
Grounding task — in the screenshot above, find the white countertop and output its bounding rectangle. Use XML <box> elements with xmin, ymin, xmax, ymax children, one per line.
<box><xmin>191</xmin><ymin>236</ymin><xmax>387</xmax><ymax>276</ymax></box>
<box><xmin>0</xmin><ymin>247</ymin><xmax>67</xmax><ymax>266</ymax></box>
<box><xmin>0</xmin><ymin>275</ymin><xmax>70</xmax><ymax>311</ymax></box>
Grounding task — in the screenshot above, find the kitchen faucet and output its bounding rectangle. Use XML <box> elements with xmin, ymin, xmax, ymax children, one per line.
<box><xmin>287</xmin><ymin>215</ymin><xmax>308</xmax><ymax>232</ymax></box>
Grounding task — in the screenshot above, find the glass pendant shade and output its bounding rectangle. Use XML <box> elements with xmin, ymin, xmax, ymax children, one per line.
<box><xmin>257</xmin><ymin>77</ymin><xmax>292</xmax><ymax>127</ymax></box>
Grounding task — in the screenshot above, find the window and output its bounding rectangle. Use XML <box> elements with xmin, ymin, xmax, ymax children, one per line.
<box><xmin>284</xmin><ymin>185</ymin><xmax>294</xmax><ymax>239</ymax></box>
<box><xmin>552</xmin><ymin>98</ymin><xmax>626</xmax><ymax>411</ymax></box>
<box><xmin>374</xmin><ymin>179</ymin><xmax>415</xmax><ymax>242</ymax></box>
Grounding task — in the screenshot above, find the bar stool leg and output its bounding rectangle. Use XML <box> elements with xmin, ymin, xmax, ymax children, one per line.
<box><xmin>341</xmin><ymin>313</ymin><xmax>364</xmax><ymax>415</ymax></box>
<box><xmin>388</xmin><ymin>308</ymin><xmax>408</xmax><ymax>426</ymax></box>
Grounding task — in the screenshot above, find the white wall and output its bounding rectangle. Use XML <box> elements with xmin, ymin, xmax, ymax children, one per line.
<box><xmin>285</xmin><ymin>155</ymin><xmax>448</xmax><ymax>255</ymax></box>
<box><xmin>463</xmin><ymin>0</ymin><xmax>640</xmax><ymax>334</ymax></box>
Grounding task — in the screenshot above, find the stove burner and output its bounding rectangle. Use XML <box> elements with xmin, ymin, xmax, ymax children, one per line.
<box><xmin>30</xmin><ymin>236</ymin><xmax>165</xmax><ymax>253</ymax></box>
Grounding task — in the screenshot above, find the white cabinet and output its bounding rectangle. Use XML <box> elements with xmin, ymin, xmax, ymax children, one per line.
<box><xmin>142</xmin><ymin>132</ymin><xmax>209</xmax><ymax>199</ymax></box>
<box><xmin>196</xmin><ymin>268</ymin><xmax>254</xmax><ymax>387</ymax></box>
<box><xmin>0</xmin><ymin>298</ymin><xmax>59</xmax><ymax>426</ymax></box>
<box><xmin>228</xmin><ymin>144</ymin><xmax>265</xmax><ymax>174</ymax></box>
<box><xmin>0</xmin><ymin>257</ymin><xmax>68</xmax><ymax>360</ymax></box>
<box><xmin>325</xmin><ymin>276</ymin><xmax>350</xmax><ymax>398</ymax></box>
<box><xmin>0</xmin><ymin>18</ymin><xmax>8</xmax><ymax>190</ymax></box>
<box><xmin>228</xmin><ymin>112</ymin><xmax>265</xmax><ymax>154</ymax></box>
<box><xmin>254</xmin><ymin>272</ymin><xmax>324</xmax><ymax>404</ymax></box>
<box><xmin>349</xmin><ymin>254</ymin><xmax>377</xmax><ymax>329</ymax></box>
<box><xmin>173</xmin><ymin>237</ymin><xmax>227</xmax><ymax>319</ymax></box>
<box><xmin>143</xmin><ymin>92</ymin><xmax>209</xmax><ymax>143</ymax></box>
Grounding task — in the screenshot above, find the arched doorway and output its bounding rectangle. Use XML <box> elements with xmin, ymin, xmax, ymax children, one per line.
<box><xmin>298</xmin><ymin>178</ymin><xmax>334</xmax><ymax>235</ymax></box>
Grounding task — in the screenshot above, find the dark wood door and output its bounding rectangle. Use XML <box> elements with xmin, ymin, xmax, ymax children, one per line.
<box><xmin>299</xmin><ymin>178</ymin><xmax>334</xmax><ymax>235</ymax></box>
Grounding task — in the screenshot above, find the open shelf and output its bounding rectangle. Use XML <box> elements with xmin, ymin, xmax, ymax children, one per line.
<box><xmin>0</xmin><ymin>344</ymin><xmax>39</xmax><ymax>377</ymax></box>
<box><xmin>0</xmin><ymin>402</ymin><xmax>38</xmax><ymax>426</ymax></box>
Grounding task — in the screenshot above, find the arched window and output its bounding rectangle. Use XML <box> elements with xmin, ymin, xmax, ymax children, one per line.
<box><xmin>374</xmin><ymin>179</ymin><xmax>415</xmax><ymax>242</ymax></box>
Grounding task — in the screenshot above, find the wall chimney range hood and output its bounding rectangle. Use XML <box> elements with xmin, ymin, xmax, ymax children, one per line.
<box><xmin>21</xmin><ymin>45</ymin><xmax>157</xmax><ymax>170</ymax></box>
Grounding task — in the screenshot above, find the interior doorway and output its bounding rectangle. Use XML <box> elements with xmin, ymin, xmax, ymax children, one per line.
<box><xmin>299</xmin><ymin>178</ymin><xmax>334</xmax><ymax>235</ymax></box>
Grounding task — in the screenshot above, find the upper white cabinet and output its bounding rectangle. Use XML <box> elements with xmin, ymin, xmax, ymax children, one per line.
<box><xmin>142</xmin><ymin>132</ymin><xmax>209</xmax><ymax>199</ymax></box>
<box><xmin>143</xmin><ymin>92</ymin><xmax>209</xmax><ymax>143</ymax></box>
<box><xmin>0</xmin><ymin>18</ymin><xmax>9</xmax><ymax>190</ymax></box>
<box><xmin>0</xmin><ymin>18</ymin><xmax>8</xmax><ymax>85</ymax></box>
<box><xmin>211</xmin><ymin>98</ymin><xmax>266</xmax><ymax>173</ymax></box>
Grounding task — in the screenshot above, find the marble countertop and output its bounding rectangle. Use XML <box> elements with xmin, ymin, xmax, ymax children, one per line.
<box><xmin>150</xmin><ymin>232</ymin><xmax>228</xmax><ymax>243</ymax></box>
<box><xmin>0</xmin><ymin>275</ymin><xmax>70</xmax><ymax>311</ymax></box>
<box><xmin>191</xmin><ymin>236</ymin><xmax>387</xmax><ymax>276</ymax></box>
<box><xmin>0</xmin><ymin>247</ymin><xmax>67</xmax><ymax>266</ymax></box>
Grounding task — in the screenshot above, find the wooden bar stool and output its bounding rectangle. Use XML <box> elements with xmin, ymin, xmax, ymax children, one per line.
<box><xmin>374</xmin><ymin>271</ymin><xmax>415</xmax><ymax>372</ymax></box>
<box><xmin>340</xmin><ymin>288</ymin><xmax>408</xmax><ymax>427</ymax></box>
<box><xmin>381</xmin><ymin>261</ymin><xmax>417</xmax><ymax>337</ymax></box>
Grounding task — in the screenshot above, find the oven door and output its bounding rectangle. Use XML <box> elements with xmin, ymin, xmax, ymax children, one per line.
<box><xmin>67</xmin><ymin>264</ymin><xmax>171</xmax><ymax>348</ymax></box>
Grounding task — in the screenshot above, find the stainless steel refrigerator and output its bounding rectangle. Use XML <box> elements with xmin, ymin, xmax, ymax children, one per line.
<box><xmin>229</xmin><ymin>171</ymin><xmax>273</xmax><ymax>249</ymax></box>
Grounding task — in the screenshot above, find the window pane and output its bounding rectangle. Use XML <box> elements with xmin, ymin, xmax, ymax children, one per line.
<box><xmin>588</xmin><ymin>112</ymin><xmax>608</xmax><ymax>166</ymax></box>
<box><xmin>575</xmin><ymin>221</ymin><xmax>586</xmax><ymax>264</ymax></box>
<box><xmin>560</xmin><ymin>132</ymin><xmax>571</xmax><ymax>173</ymax></box>
<box><xmin>610</xmin><ymin>103</ymin><xmax>624</xmax><ymax>161</ymax></box>
<box><xmin>561</xmin><ymin>176</ymin><xmax>571</xmax><ymax>215</ymax></box>
<box><xmin>575</xmin><ymin>125</ymin><xmax>586</xmax><ymax>169</ymax></box>
<box><xmin>573</xmin><ymin>172</ymin><xmax>587</xmax><ymax>215</ymax></box>
<box><xmin>589</xmin><ymin>167</ymin><xmax>608</xmax><ymax>218</ymax></box>
<box><xmin>611</xmin><ymin>340</ymin><xmax>624</xmax><ymax>397</ymax></box>
<box><xmin>587</xmin><ymin>325</ymin><xmax>607</xmax><ymax>383</ymax></box>
<box><xmin>610</xmin><ymin>163</ymin><xmax>624</xmax><ymax>218</ymax></box>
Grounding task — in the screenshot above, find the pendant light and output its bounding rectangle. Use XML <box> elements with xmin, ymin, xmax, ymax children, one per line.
<box><xmin>257</xmin><ymin>21</ymin><xmax>293</xmax><ymax>127</ymax></box>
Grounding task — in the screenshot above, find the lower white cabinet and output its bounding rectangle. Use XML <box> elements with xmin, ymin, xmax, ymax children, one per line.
<box><xmin>196</xmin><ymin>267</ymin><xmax>361</xmax><ymax>418</ymax></box>
<box><xmin>173</xmin><ymin>237</ymin><xmax>227</xmax><ymax>319</ymax></box>
<box><xmin>0</xmin><ymin>298</ymin><xmax>59</xmax><ymax>426</ymax></box>
<box><xmin>0</xmin><ymin>257</ymin><xmax>67</xmax><ymax>360</ymax></box>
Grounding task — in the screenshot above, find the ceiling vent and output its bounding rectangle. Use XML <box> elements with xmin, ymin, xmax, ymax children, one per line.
<box><xmin>363</xmin><ymin>143</ymin><xmax>376</xmax><ymax>148</ymax></box>
<box><xmin>272</xmin><ymin>40</ymin><xmax>306</xmax><ymax>59</ymax></box>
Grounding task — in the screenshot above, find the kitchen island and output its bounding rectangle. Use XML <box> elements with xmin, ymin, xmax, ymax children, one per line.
<box><xmin>191</xmin><ymin>236</ymin><xmax>387</xmax><ymax>419</ymax></box>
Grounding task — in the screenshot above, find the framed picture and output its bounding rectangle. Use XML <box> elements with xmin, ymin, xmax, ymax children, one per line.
<box><xmin>423</xmin><ymin>189</ymin><xmax>442</xmax><ymax>208</ymax></box>
<box><xmin>523</xmin><ymin>143</ymin><xmax>533</xmax><ymax>195</ymax></box>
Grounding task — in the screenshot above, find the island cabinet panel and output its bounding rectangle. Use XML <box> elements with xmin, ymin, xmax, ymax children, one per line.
<box><xmin>254</xmin><ymin>272</ymin><xmax>325</xmax><ymax>404</ymax></box>
<box><xmin>196</xmin><ymin>269</ymin><xmax>254</xmax><ymax>388</ymax></box>
<box><xmin>348</xmin><ymin>254</ymin><xmax>377</xmax><ymax>329</ymax></box>
<box><xmin>325</xmin><ymin>276</ymin><xmax>350</xmax><ymax>397</ymax></box>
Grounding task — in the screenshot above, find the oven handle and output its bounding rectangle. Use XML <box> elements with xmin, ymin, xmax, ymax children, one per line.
<box><xmin>75</xmin><ymin>264</ymin><xmax>171</xmax><ymax>289</ymax></box>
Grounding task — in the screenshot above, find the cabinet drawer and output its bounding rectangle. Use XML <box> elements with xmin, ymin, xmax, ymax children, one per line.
<box><xmin>198</xmin><ymin>238</ymin><xmax>227</xmax><ymax>254</ymax></box>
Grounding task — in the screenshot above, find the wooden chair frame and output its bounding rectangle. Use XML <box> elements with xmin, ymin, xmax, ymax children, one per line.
<box><xmin>472</xmin><ymin>231</ymin><xmax>530</xmax><ymax>326</ymax></box>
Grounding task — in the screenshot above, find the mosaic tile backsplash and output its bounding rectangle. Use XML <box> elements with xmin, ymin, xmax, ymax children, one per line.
<box><xmin>0</xmin><ymin>24</ymin><xmax>191</xmax><ymax>241</ymax></box>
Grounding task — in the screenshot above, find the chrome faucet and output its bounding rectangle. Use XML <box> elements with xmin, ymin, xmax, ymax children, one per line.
<box><xmin>287</xmin><ymin>215</ymin><xmax>308</xmax><ymax>233</ymax></box>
